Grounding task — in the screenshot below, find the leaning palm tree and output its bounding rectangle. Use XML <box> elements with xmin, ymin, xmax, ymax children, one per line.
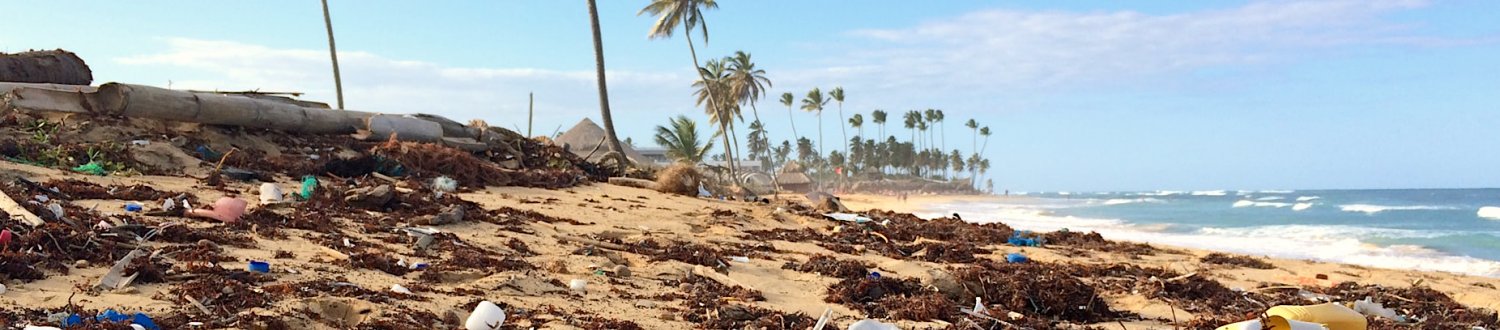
<box><xmin>933</xmin><ymin>109</ymin><xmax>946</xmax><ymax>151</ymax></box>
<box><xmin>780</xmin><ymin>92</ymin><xmax>798</xmax><ymax>141</ymax></box>
<box><xmin>849</xmin><ymin>113</ymin><xmax>864</xmax><ymax>139</ymax></box>
<box><xmin>727</xmin><ymin>51</ymin><xmax>771</xmax><ymax>122</ymax></box>
<box><xmin>800</xmin><ymin>88</ymin><xmax>828</xmax><ymax>156</ymax></box>
<box><xmin>965</xmin><ymin>119</ymin><xmax>978</xmax><ymax>160</ymax></box>
<box><xmin>692</xmin><ymin>58</ymin><xmax>741</xmax><ymax>167</ymax></box>
<box><xmin>587</xmin><ymin>0</ymin><xmax>628</xmax><ymax>169</ymax></box>
<box><xmin>871</xmin><ymin>110</ymin><xmax>887</xmax><ymax>139</ymax></box>
<box><xmin>979</xmin><ymin>126</ymin><xmax>992</xmax><ymax>155</ymax></box>
<box><xmin>654</xmin><ymin>115</ymin><xmax>714</xmax><ymax>163</ymax></box>
<box><xmin>639</xmin><ymin>0</ymin><xmax>731</xmax><ymax>173</ymax></box>
<box><xmin>830</xmin><ymin>87</ymin><xmax>847</xmax><ymax>154</ymax></box>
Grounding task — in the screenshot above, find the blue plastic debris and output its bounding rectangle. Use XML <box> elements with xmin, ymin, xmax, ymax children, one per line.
<box><xmin>93</xmin><ymin>309</ymin><xmax>161</xmax><ymax>330</ymax></box>
<box><xmin>124</xmin><ymin>203</ymin><xmax>143</xmax><ymax>212</ymax></box>
<box><xmin>1007</xmin><ymin>230</ymin><xmax>1044</xmax><ymax>247</ymax></box>
<box><xmin>1006</xmin><ymin>253</ymin><xmax>1029</xmax><ymax>263</ymax></box>
<box><xmin>60</xmin><ymin>314</ymin><xmax>82</xmax><ymax>327</ymax></box>
<box><xmin>247</xmin><ymin>260</ymin><xmax>270</xmax><ymax>273</ymax></box>
<box><xmin>867</xmin><ymin>271</ymin><xmax>881</xmax><ymax>280</ymax></box>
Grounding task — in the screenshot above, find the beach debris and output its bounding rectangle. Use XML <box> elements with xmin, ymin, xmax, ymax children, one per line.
<box><xmin>432</xmin><ymin>176</ymin><xmax>457</xmax><ymax>197</ymax></box>
<box><xmin>187</xmin><ymin>197</ymin><xmax>248</xmax><ymax>223</ymax></box>
<box><xmin>96</xmin><ymin>249</ymin><xmax>148</xmax><ymax>290</ymax></box>
<box><xmin>420</xmin><ymin>204</ymin><xmax>465</xmax><ymax>225</ymax></box>
<box><xmin>807</xmin><ymin>192</ymin><xmax>850</xmax><ymax>213</ymax></box>
<box><xmin>569</xmin><ymin>279</ymin><xmax>588</xmax><ymax>292</ymax></box>
<box><xmin>95</xmin><ymin>309</ymin><xmax>162</xmax><ymax>330</ymax></box>
<box><xmin>1352</xmin><ymin>297</ymin><xmax>1405</xmax><ymax>322</ymax></box>
<box><xmin>344</xmin><ymin>184</ymin><xmax>395</xmax><ymax>209</ymax></box>
<box><xmin>0</xmin><ymin>228</ymin><xmax>12</xmax><ymax>246</ymax></box>
<box><xmin>824</xmin><ymin>212</ymin><xmax>872</xmax><ymax>223</ymax></box>
<box><xmin>2</xmin><ymin>190</ymin><xmax>48</xmax><ymax>226</ymax></box>
<box><xmin>847</xmin><ymin>319</ymin><xmax>900</xmax><ymax>330</ymax></box>
<box><xmin>464</xmin><ymin>301</ymin><xmax>506</xmax><ymax>330</ymax></box>
<box><xmin>124</xmin><ymin>202</ymin><xmax>143</xmax><ymax>212</ymax></box>
<box><xmin>1265</xmin><ymin>303</ymin><xmax>1366</xmax><ymax>330</ymax></box>
<box><xmin>607</xmin><ymin>177</ymin><xmax>657</xmax><ymax>190</ymax></box>
<box><xmin>0</xmin><ymin>283</ymin><xmax>6</xmax><ymax>295</ymax></box>
<box><xmin>247</xmin><ymin>260</ymin><xmax>270</xmax><ymax>273</ymax></box>
<box><xmin>654</xmin><ymin>163</ymin><xmax>701</xmax><ymax>197</ymax></box>
<box><xmin>1007</xmin><ymin>230</ymin><xmax>1042</xmax><ymax>247</ymax></box>
<box><xmin>72</xmin><ymin>161</ymin><xmax>107</xmax><ymax>175</ymax></box>
<box><xmin>391</xmin><ymin>284</ymin><xmax>413</xmax><ymax>295</ymax></box>
<box><xmin>1217</xmin><ymin>316</ymin><xmax>1329</xmax><ymax>330</ymax></box>
<box><xmin>258</xmin><ymin>183</ymin><xmax>284</xmax><ymax>205</ymax></box>
<box><xmin>1201</xmin><ymin>252</ymin><xmax>1276</xmax><ymax>269</ymax></box>
<box><xmin>812</xmin><ymin>308</ymin><xmax>834</xmax><ymax>330</ymax></box>
<box><xmin>729</xmin><ymin>256</ymin><xmax>751</xmax><ymax>263</ymax></box>
<box><xmin>782</xmin><ymin>255</ymin><xmax>870</xmax><ymax>279</ymax></box>
<box><xmin>612</xmin><ymin>264</ymin><xmax>631</xmax><ymax>277</ymax></box>
<box><xmin>1005</xmin><ymin>253</ymin><xmax>1028</xmax><ymax>263</ymax></box>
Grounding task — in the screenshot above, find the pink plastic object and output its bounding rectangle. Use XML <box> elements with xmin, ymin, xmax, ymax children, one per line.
<box><xmin>189</xmin><ymin>197</ymin><xmax>248</xmax><ymax>223</ymax></box>
<box><xmin>0</xmin><ymin>229</ymin><xmax>12</xmax><ymax>246</ymax></box>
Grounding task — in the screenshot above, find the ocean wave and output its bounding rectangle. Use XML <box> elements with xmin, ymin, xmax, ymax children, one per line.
<box><xmin>1259</xmin><ymin>190</ymin><xmax>1295</xmax><ymax>194</ymax></box>
<box><xmin>1296</xmin><ymin>196</ymin><xmax>1321</xmax><ymax>202</ymax></box>
<box><xmin>1340</xmin><ymin>204</ymin><xmax>1459</xmax><ymax>214</ymax></box>
<box><xmin>1480</xmin><ymin>206</ymin><xmax>1500</xmax><ymax>220</ymax></box>
<box><xmin>1140</xmin><ymin>190</ymin><xmax>1184</xmax><ymax>196</ymax></box>
<box><xmin>1233</xmin><ymin>200</ymin><xmax>1292</xmax><ymax>208</ymax></box>
<box><xmin>1293</xmin><ymin>203</ymin><xmax>1313</xmax><ymax>211</ymax></box>
<box><xmin>937</xmin><ymin>202</ymin><xmax>1500</xmax><ymax>277</ymax></box>
<box><xmin>1191</xmin><ymin>190</ymin><xmax>1228</xmax><ymax>196</ymax></box>
<box><xmin>1256</xmin><ymin>196</ymin><xmax>1285</xmax><ymax>201</ymax></box>
<box><xmin>1102</xmin><ymin>198</ymin><xmax>1165</xmax><ymax>206</ymax></box>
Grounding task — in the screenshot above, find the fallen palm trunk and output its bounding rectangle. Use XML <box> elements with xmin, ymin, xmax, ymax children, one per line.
<box><xmin>0</xmin><ymin>50</ymin><xmax>93</xmax><ymax>85</ymax></box>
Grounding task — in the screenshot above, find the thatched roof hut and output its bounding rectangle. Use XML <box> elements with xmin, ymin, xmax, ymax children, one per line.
<box><xmin>555</xmin><ymin>118</ymin><xmax>645</xmax><ymax>163</ymax></box>
<box><xmin>775</xmin><ymin>160</ymin><xmax>815</xmax><ymax>192</ymax></box>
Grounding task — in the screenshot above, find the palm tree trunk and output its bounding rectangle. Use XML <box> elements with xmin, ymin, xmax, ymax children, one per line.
<box><xmin>320</xmin><ymin>0</ymin><xmax>345</xmax><ymax>110</ymax></box>
<box><xmin>786</xmin><ymin>105</ymin><xmax>799</xmax><ymax>142</ymax></box>
<box><xmin>837</xmin><ymin>104</ymin><xmax>847</xmax><ymax>155</ymax></box>
<box><xmin>817</xmin><ymin>112</ymin><xmax>824</xmax><ymax>157</ymax></box>
<box><xmin>730</xmin><ymin>121</ymin><xmax>742</xmax><ymax>171</ymax></box>
<box><xmin>587</xmin><ymin>0</ymin><xmax>628</xmax><ymax>170</ymax></box>
<box><xmin>684</xmin><ymin>24</ymin><xmax>735</xmax><ymax>178</ymax></box>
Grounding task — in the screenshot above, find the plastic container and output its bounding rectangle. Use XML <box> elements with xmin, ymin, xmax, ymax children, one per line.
<box><xmin>124</xmin><ymin>202</ymin><xmax>143</xmax><ymax>212</ymax></box>
<box><xmin>0</xmin><ymin>228</ymin><xmax>13</xmax><ymax>246</ymax></box>
<box><xmin>847</xmin><ymin>319</ymin><xmax>900</xmax><ymax>330</ymax></box>
<box><xmin>1006</xmin><ymin>253</ymin><xmax>1029</xmax><ymax>263</ymax></box>
<box><xmin>247</xmin><ymin>261</ymin><xmax>270</xmax><ymax>273</ymax></box>
<box><xmin>465</xmin><ymin>300</ymin><xmax>506</xmax><ymax>330</ymax></box>
<box><xmin>569</xmin><ymin>279</ymin><xmax>588</xmax><ymax>292</ymax></box>
<box><xmin>259</xmin><ymin>183</ymin><xmax>284</xmax><ymax>205</ymax></box>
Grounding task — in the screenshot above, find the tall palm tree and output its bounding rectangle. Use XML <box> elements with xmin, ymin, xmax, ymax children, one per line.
<box><xmin>639</xmin><ymin>0</ymin><xmax>731</xmax><ymax>173</ymax></box>
<box><xmin>692</xmin><ymin>58</ymin><xmax>741</xmax><ymax>167</ymax></box>
<box><xmin>587</xmin><ymin>0</ymin><xmax>628</xmax><ymax>169</ymax></box>
<box><xmin>934</xmin><ymin>109</ymin><xmax>946</xmax><ymax>151</ymax></box>
<box><xmin>800</xmin><ymin>88</ymin><xmax>828</xmax><ymax>156</ymax></box>
<box><xmin>871</xmin><ymin>110</ymin><xmax>887</xmax><ymax>139</ymax></box>
<box><xmin>747</xmin><ymin>120</ymin><xmax>770</xmax><ymax>169</ymax></box>
<box><xmin>780</xmin><ymin>92</ymin><xmax>798</xmax><ymax>141</ymax></box>
<box><xmin>654</xmin><ymin>115</ymin><xmax>714</xmax><ymax>163</ymax></box>
<box><xmin>320</xmin><ymin>0</ymin><xmax>344</xmax><ymax>110</ymax></box>
<box><xmin>727</xmin><ymin>51</ymin><xmax>771</xmax><ymax>122</ymax></box>
<box><xmin>964</xmin><ymin>119</ymin><xmax>978</xmax><ymax>160</ymax></box>
<box><xmin>902</xmin><ymin>111</ymin><xmax>918</xmax><ymax>149</ymax></box>
<box><xmin>849</xmin><ymin>113</ymin><xmax>864</xmax><ymax>139</ymax></box>
<box><xmin>923</xmin><ymin>109</ymin><xmax>937</xmax><ymax>151</ymax></box>
<box><xmin>980</xmin><ymin>126</ymin><xmax>992</xmax><ymax>155</ymax></box>
<box><xmin>829</xmin><ymin>87</ymin><xmax>847</xmax><ymax>155</ymax></box>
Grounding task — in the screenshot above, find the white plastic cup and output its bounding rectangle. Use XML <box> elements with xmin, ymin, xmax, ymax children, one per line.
<box><xmin>464</xmin><ymin>301</ymin><xmax>506</xmax><ymax>330</ymax></box>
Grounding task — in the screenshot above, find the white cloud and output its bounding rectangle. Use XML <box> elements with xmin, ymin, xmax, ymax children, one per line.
<box><xmin>823</xmin><ymin>0</ymin><xmax>1440</xmax><ymax>95</ymax></box>
<box><xmin>113</xmin><ymin>38</ymin><xmax>690</xmax><ymax>138</ymax></box>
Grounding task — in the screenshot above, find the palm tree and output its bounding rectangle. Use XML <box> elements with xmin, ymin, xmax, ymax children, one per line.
<box><xmin>727</xmin><ymin>51</ymin><xmax>771</xmax><ymax>122</ymax></box>
<box><xmin>654</xmin><ymin>115</ymin><xmax>714</xmax><ymax>163</ymax></box>
<box><xmin>320</xmin><ymin>0</ymin><xmax>344</xmax><ymax>110</ymax></box>
<box><xmin>692</xmin><ymin>58</ymin><xmax>741</xmax><ymax>167</ymax></box>
<box><xmin>923</xmin><ymin>109</ymin><xmax>937</xmax><ymax>151</ymax></box>
<box><xmin>964</xmin><ymin>119</ymin><xmax>978</xmax><ymax>160</ymax></box>
<box><xmin>639</xmin><ymin>0</ymin><xmax>729</xmax><ymax>172</ymax></box>
<box><xmin>849</xmin><ymin>113</ymin><xmax>864</xmax><ymax>139</ymax></box>
<box><xmin>934</xmin><ymin>109</ymin><xmax>946</xmax><ymax>151</ymax></box>
<box><xmin>980</xmin><ymin>126</ymin><xmax>992</xmax><ymax>155</ymax></box>
<box><xmin>829</xmin><ymin>87</ymin><xmax>847</xmax><ymax>155</ymax></box>
<box><xmin>780</xmin><ymin>92</ymin><xmax>798</xmax><ymax>141</ymax></box>
<box><xmin>747</xmin><ymin>120</ymin><xmax>770</xmax><ymax>169</ymax></box>
<box><xmin>872</xmin><ymin>110</ymin><xmax>887</xmax><ymax>139</ymax></box>
<box><xmin>587</xmin><ymin>0</ymin><xmax>628</xmax><ymax>169</ymax></box>
<box><xmin>902</xmin><ymin>111</ymin><xmax>918</xmax><ymax>149</ymax></box>
<box><xmin>800</xmin><ymin>88</ymin><xmax>828</xmax><ymax>156</ymax></box>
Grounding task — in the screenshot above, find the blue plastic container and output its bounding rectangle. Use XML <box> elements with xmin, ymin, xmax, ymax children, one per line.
<box><xmin>1006</xmin><ymin>253</ymin><xmax>1029</xmax><ymax>263</ymax></box>
<box><xmin>247</xmin><ymin>260</ymin><xmax>270</xmax><ymax>273</ymax></box>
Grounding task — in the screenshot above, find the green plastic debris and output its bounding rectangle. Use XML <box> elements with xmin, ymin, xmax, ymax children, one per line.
<box><xmin>72</xmin><ymin>162</ymin><xmax>107</xmax><ymax>176</ymax></box>
<box><xmin>298</xmin><ymin>176</ymin><xmax>318</xmax><ymax>200</ymax></box>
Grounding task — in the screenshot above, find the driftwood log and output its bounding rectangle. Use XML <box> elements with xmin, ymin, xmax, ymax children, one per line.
<box><xmin>0</xmin><ymin>50</ymin><xmax>92</xmax><ymax>85</ymax></box>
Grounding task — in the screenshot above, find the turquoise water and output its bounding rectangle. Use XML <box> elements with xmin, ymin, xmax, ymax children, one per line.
<box><xmin>920</xmin><ymin>189</ymin><xmax>1500</xmax><ymax>277</ymax></box>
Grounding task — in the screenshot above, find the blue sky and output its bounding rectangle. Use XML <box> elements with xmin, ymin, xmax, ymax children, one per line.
<box><xmin>4</xmin><ymin>0</ymin><xmax>1498</xmax><ymax>191</ymax></box>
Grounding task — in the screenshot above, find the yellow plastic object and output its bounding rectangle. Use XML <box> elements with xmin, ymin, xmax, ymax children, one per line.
<box><xmin>1216</xmin><ymin>315</ymin><xmax>1329</xmax><ymax>330</ymax></box>
<box><xmin>1266</xmin><ymin>303</ymin><xmax>1368</xmax><ymax>330</ymax></box>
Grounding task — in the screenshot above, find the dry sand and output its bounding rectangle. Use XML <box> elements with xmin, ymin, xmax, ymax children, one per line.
<box><xmin>2</xmin><ymin>157</ymin><xmax>1498</xmax><ymax>329</ymax></box>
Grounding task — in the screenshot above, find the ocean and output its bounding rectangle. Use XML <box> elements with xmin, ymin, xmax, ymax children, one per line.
<box><xmin>916</xmin><ymin>189</ymin><xmax>1500</xmax><ymax>278</ymax></box>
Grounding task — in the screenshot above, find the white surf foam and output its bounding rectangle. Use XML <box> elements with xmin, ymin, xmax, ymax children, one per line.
<box><xmin>1101</xmin><ymin>198</ymin><xmax>1165</xmax><ymax>206</ymax></box>
<box><xmin>1256</xmin><ymin>196</ymin><xmax>1285</xmax><ymax>201</ymax></box>
<box><xmin>1296</xmin><ymin>196</ymin><xmax>1321</xmax><ymax>202</ymax></box>
<box><xmin>1191</xmin><ymin>190</ymin><xmax>1227</xmax><ymax>196</ymax></box>
<box><xmin>1480</xmin><ymin>206</ymin><xmax>1500</xmax><ymax>220</ymax></box>
<box><xmin>1259</xmin><ymin>190</ymin><xmax>1295</xmax><ymax>194</ymax></box>
<box><xmin>1233</xmin><ymin>200</ymin><xmax>1292</xmax><ymax>208</ymax></box>
<box><xmin>1340</xmin><ymin>204</ymin><xmax>1459</xmax><ymax>214</ymax></box>
<box><xmin>1292</xmin><ymin>203</ymin><xmax>1313</xmax><ymax>211</ymax></box>
<box><xmin>923</xmin><ymin>202</ymin><xmax>1500</xmax><ymax>278</ymax></box>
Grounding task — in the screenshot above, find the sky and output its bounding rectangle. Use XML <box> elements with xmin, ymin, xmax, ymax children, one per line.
<box><xmin>3</xmin><ymin>0</ymin><xmax>1498</xmax><ymax>192</ymax></box>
